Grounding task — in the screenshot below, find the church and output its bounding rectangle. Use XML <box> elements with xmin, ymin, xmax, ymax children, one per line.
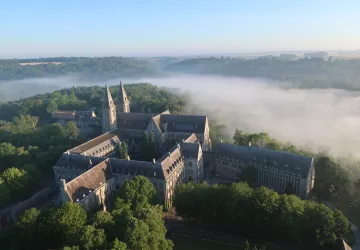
<box><xmin>53</xmin><ymin>81</ymin><xmax>210</xmax><ymax>211</ymax></box>
<box><xmin>52</xmin><ymin>81</ymin><xmax>315</xmax><ymax>213</ymax></box>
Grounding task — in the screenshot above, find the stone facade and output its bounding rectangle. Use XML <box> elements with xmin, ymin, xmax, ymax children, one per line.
<box><xmin>51</xmin><ymin>109</ymin><xmax>98</xmax><ymax>135</ymax></box>
<box><xmin>54</xmin><ymin>132</ymin><xmax>203</xmax><ymax>212</ymax></box>
<box><xmin>215</xmin><ymin>143</ymin><xmax>315</xmax><ymax>198</ymax></box>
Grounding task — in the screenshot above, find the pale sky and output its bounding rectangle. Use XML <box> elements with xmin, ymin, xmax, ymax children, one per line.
<box><xmin>1</xmin><ymin>0</ymin><xmax>360</xmax><ymax>58</ymax></box>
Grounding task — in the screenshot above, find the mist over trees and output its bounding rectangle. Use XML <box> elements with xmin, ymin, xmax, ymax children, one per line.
<box><xmin>165</xmin><ymin>57</ymin><xmax>360</xmax><ymax>90</ymax></box>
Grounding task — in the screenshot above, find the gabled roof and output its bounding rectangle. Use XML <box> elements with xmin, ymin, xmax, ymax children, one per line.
<box><xmin>160</xmin><ymin>114</ymin><xmax>207</xmax><ymax>133</ymax></box>
<box><xmin>65</xmin><ymin>159</ymin><xmax>113</xmax><ymax>201</ymax></box>
<box><xmin>102</xmin><ymin>85</ymin><xmax>116</xmax><ymax>109</ymax></box>
<box><xmin>117</xmin><ymin>112</ymin><xmax>156</xmax><ymax>130</ymax></box>
<box><xmin>69</xmin><ymin>129</ymin><xmax>126</xmax><ymax>154</ymax></box>
<box><xmin>181</xmin><ymin>142</ymin><xmax>200</xmax><ymax>158</ymax></box>
<box><xmin>183</xmin><ymin>133</ymin><xmax>199</xmax><ymax>143</ymax></box>
<box><xmin>55</xmin><ymin>153</ymin><xmax>105</xmax><ymax>170</ymax></box>
<box><xmin>216</xmin><ymin>143</ymin><xmax>313</xmax><ymax>178</ymax></box>
<box><xmin>151</xmin><ymin>114</ymin><xmax>163</xmax><ymax>133</ymax></box>
<box><xmin>51</xmin><ymin>111</ymin><xmax>76</xmax><ymax>120</ymax></box>
<box><xmin>157</xmin><ymin>144</ymin><xmax>184</xmax><ymax>179</ymax></box>
<box><xmin>109</xmin><ymin>158</ymin><xmax>165</xmax><ymax>179</ymax></box>
<box><xmin>75</xmin><ymin>110</ymin><xmax>97</xmax><ymax>123</ymax></box>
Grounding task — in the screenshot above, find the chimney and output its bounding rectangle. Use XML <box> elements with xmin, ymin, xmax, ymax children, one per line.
<box><xmin>248</xmin><ymin>141</ymin><xmax>252</xmax><ymax>147</ymax></box>
<box><xmin>153</xmin><ymin>158</ymin><xmax>156</xmax><ymax>164</ymax></box>
<box><xmin>168</xmin><ymin>152</ymin><xmax>171</xmax><ymax>158</ymax></box>
<box><xmin>220</xmin><ymin>140</ymin><xmax>223</xmax><ymax>143</ymax></box>
<box><xmin>127</xmin><ymin>155</ymin><xmax>130</xmax><ymax>161</ymax></box>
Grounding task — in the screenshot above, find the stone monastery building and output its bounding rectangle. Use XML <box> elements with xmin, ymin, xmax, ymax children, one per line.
<box><xmin>53</xmin><ymin>81</ymin><xmax>315</xmax><ymax>212</ymax></box>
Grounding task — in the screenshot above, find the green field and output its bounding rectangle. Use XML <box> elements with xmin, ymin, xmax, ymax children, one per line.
<box><xmin>171</xmin><ymin>233</ymin><xmax>243</xmax><ymax>250</ymax></box>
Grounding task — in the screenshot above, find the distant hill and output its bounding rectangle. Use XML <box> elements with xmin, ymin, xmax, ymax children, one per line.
<box><xmin>165</xmin><ymin>56</ymin><xmax>360</xmax><ymax>90</ymax></box>
<box><xmin>0</xmin><ymin>57</ymin><xmax>162</xmax><ymax>81</ymax></box>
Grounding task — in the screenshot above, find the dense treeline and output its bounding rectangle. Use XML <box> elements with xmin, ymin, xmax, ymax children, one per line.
<box><xmin>1</xmin><ymin>176</ymin><xmax>173</xmax><ymax>250</ymax></box>
<box><xmin>0</xmin><ymin>116</ymin><xmax>82</xmax><ymax>207</ymax></box>
<box><xmin>174</xmin><ymin>182</ymin><xmax>349</xmax><ymax>249</ymax></box>
<box><xmin>0</xmin><ymin>57</ymin><xmax>160</xmax><ymax>81</ymax></box>
<box><xmin>166</xmin><ymin>57</ymin><xmax>360</xmax><ymax>90</ymax></box>
<box><xmin>0</xmin><ymin>84</ymin><xmax>187</xmax><ymax>208</ymax></box>
<box><xmin>0</xmin><ymin>83</ymin><xmax>186</xmax><ymax>122</ymax></box>
<box><xmin>232</xmin><ymin>129</ymin><xmax>360</xmax><ymax>233</ymax></box>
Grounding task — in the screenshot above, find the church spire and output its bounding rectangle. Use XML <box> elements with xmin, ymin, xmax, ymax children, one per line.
<box><xmin>118</xmin><ymin>80</ymin><xmax>130</xmax><ymax>113</ymax></box>
<box><xmin>102</xmin><ymin>85</ymin><xmax>117</xmax><ymax>133</ymax></box>
<box><xmin>102</xmin><ymin>85</ymin><xmax>115</xmax><ymax>109</ymax></box>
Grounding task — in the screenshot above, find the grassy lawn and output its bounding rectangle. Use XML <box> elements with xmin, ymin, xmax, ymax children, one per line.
<box><xmin>171</xmin><ymin>233</ymin><xmax>243</xmax><ymax>250</ymax></box>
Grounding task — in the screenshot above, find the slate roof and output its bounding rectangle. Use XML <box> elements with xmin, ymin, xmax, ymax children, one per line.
<box><xmin>51</xmin><ymin>111</ymin><xmax>76</xmax><ymax>120</ymax></box>
<box><xmin>75</xmin><ymin>110</ymin><xmax>97</xmax><ymax>123</ymax></box>
<box><xmin>216</xmin><ymin>143</ymin><xmax>313</xmax><ymax>178</ymax></box>
<box><xmin>12</xmin><ymin>188</ymin><xmax>58</xmax><ymax>220</ymax></box>
<box><xmin>117</xmin><ymin>112</ymin><xmax>156</xmax><ymax>130</ymax></box>
<box><xmin>157</xmin><ymin>144</ymin><xmax>184</xmax><ymax>179</ymax></box>
<box><xmin>69</xmin><ymin>129</ymin><xmax>126</xmax><ymax>154</ymax></box>
<box><xmin>152</xmin><ymin>114</ymin><xmax>163</xmax><ymax>133</ymax></box>
<box><xmin>109</xmin><ymin>158</ymin><xmax>165</xmax><ymax>179</ymax></box>
<box><xmin>160</xmin><ymin>114</ymin><xmax>207</xmax><ymax>133</ymax></box>
<box><xmin>65</xmin><ymin>159</ymin><xmax>113</xmax><ymax>201</ymax></box>
<box><xmin>55</xmin><ymin>153</ymin><xmax>105</xmax><ymax>170</ymax></box>
<box><xmin>183</xmin><ymin>133</ymin><xmax>199</xmax><ymax>143</ymax></box>
<box><xmin>181</xmin><ymin>142</ymin><xmax>200</xmax><ymax>158</ymax></box>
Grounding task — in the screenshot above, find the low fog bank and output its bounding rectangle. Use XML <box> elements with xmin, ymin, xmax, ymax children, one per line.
<box><xmin>3</xmin><ymin>74</ymin><xmax>360</xmax><ymax>157</ymax></box>
<box><xmin>134</xmin><ymin>76</ymin><xmax>360</xmax><ymax>157</ymax></box>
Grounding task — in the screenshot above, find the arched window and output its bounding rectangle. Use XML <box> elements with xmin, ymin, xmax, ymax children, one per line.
<box><xmin>188</xmin><ymin>161</ymin><xmax>193</xmax><ymax>167</ymax></box>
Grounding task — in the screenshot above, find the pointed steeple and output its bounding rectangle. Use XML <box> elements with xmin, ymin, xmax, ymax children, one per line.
<box><xmin>118</xmin><ymin>80</ymin><xmax>130</xmax><ymax>113</ymax></box>
<box><xmin>102</xmin><ymin>85</ymin><xmax>117</xmax><ymax>133</ymax></box>
<box><xmin>119</xmin><ymin>81</ymin><xmax>128</xmax><ymax>104</ymax></box>
<box><xmin>102</xmin><ymin>85</ymin><xmax>115</xmax><ymax>109</ymax></box>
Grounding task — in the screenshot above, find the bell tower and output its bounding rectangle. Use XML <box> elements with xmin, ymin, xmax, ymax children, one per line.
<box><xmin>118</xmin><ymin>81</ymin><xmax>130</xmax><ymax>113</ymax></box>
<box><xmin>102</xmin><ymin>85</ymin><xmax>117</xmax><ymax>133</ymax></box>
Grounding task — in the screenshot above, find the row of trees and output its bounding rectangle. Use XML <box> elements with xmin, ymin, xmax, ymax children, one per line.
<box><xmin>1</xmin><ymin>176</ymin><xmax>173</xmax><ymax>250</ymax></box>
<box><xmin>140</xmin><ymin>132</ymin><xmax>157</xmax><ymax>162</ymax></box>
<box><xmin>174</xmin><ymin>182</ymin><xmax>349</xmax><ymax>248</ymax></box>
<box><xmin>116</xmin><ymin>142</ymin><xmax>129</xmax><ymax>160</ymax></box>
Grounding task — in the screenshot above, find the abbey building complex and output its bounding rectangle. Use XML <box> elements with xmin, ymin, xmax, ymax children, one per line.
<box><xmin>52</xmin><ymin>81</ymin><xmax>315</xmax><ymax>212</ymax></box>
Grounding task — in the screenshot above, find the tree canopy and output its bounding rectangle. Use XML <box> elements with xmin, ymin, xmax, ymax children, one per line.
<box><xmin>173</xmin><ymin>182</ymin><xmax>349</xmax><ymax>248</ymax></box>
<box><xmin>2</xmin><ymin>177</ymin><xmax>172</xmax><ymax>250</ymax></box>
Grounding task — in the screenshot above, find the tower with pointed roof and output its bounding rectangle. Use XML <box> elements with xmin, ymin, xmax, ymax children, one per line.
<box><xmin>118</xmin><ymin>81</ymin><xmax>130</xmax><ymax>114</ymax></box>
<box><xmin>102</xmin><ymin>85</ymin><xmax>117</xmax><ymax>133</ymax></box>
